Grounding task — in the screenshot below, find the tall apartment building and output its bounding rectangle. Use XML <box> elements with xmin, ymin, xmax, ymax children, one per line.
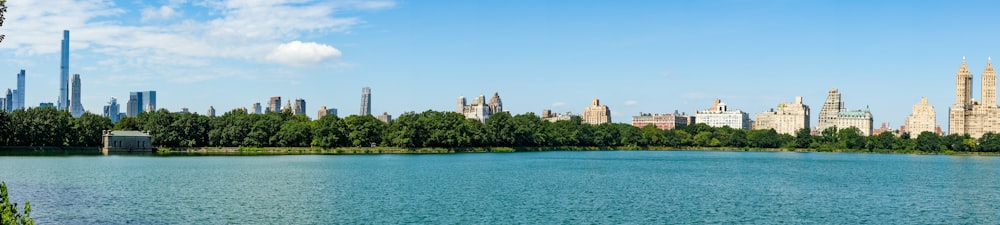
<box><xmin>457</xmin><ymin>92</ymin><xmax>503</xmax><ymax>122</ymax></box>
<box><xmin>58</xmin><ymin>30</ymin><xmax>70</xmax><ymax>110</ymax></box>
<box><xmin>378</xmin><ymin>112</ymin><xmax>392</xmax><ymax>123</ymax></box>
<box><xmin>582</xmin><ymin>98</ymin><xmax>611</xmax><ymax>125</ymax></box>
<box><xmin>904</xmin><ymin>97</ymin><xmax>937</xmax><ymax>135</ymax></box>
<box><xmin>753</xmin><ymin>96</ymin><xmax>810</xmax><ymax>135</ymax></box>
<box><xmin>631</xmin><ymin>111</ymin><xmax>690</xmax><ymax>130</ymax></box>
<box><xmin>949</xmin><ymin>57</ymin><xmax>1000</xmax><ymax>138</ymax></box>
<box><xmin>817</xmin><ymin>88</ymin><xmax>873</xmax><ymax>135</ymax></box>
<box><xmin>695</xmin><ymin>99</ymin><xmax>750</xmax><ymax>130</ymax></box>
<box><xmin>252</xmin><ymin>102</ymin><xmax>261</xmax><ymax>114</ymax></box>
<box><xmin>126</xmin><ymin>91</ymin><xmax>156</xmax><ymax>117</ymax></box>
<box><xmin>360</xmin><ymin>87</ymin><xmax>371</xmax><ymax>116</ymax></box>
<box><xmin>293</xmin><ymin>98</ymin><xmax>306</xmax><ymax>116</ymax></box>
<box><xmin>318</xmin><ymin>106</ymin><xmax>338</xmax><ymax>118</ymax></box>
<box><xmin>207</xmin><ymin>106</ymin><xmax>216</xmax><ymax>117</ymax></box>
<box><xmin>14</xmin><ymin>69</ymin><xmax>24</xmax><ymax>109</ymax></box>
<box><xmin>1</xmin><ymin>89</ymin><xmax>10</xmax><ymax>112</ymax></box>
<box><xmin>103</xmin><ymin>97</ymin><xmax>121</xmax><ymax>123</ymax></box>
<box><xmin>267</xmin><ymin>96</ymin><xmax>281</xmax><ymax>113</ymax></box>
<box><xmin>69</xmin><ymin>74</ymin><xmax>83</xmax><ymax>117</ymax></box>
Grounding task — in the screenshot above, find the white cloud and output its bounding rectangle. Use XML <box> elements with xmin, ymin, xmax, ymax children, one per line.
<box><xmin>141</xmin><ymin>6</ymin><xmax>180</xmax><ymax>22</ymax></box>
<box><xmin>552</xmin><ymin>102</ymin><xmax>568</xmax><ymax>107</ymax></box>
<box><xmin>0</xmin><ymin>0</ymin><xmax>394</xmax><ymax>82</ymax></box>
<box><xmin>624</xmin><ymin>100</ymin><xmax>638</xmax><ymax>106</ymax></box>
<box><xmin>266</xmin><ymin>41</ymin><xmax>342</xmax><ymax>66</ymax></box>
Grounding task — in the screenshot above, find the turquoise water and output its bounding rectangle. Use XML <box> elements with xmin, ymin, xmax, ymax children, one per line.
<box><xmin>1</xmin><ymin>151</ymin><xmax>999</xmax><ymax>224</ymax></box>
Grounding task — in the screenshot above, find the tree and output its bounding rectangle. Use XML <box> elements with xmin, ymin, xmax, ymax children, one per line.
<box><xmin>0</xmin><ymin>110</ymin><xmax>10</xmax><ymax>145</ymax></box>
<box><xmin>9</xmin><ymin>107</ymin><xmax>70</xmax><ymax>146</ymax></box>
<box><xmin>1</xmin><ymin>180</ymin><xmax>35</xmax><ymax>225</ymax></box>
<box><xmin>275</xmin><ymin>119</ymin><xmax>312</xmax><ymax>147</ymax></box>
<box><xmin>977</xmin><ymin>132</ymin><xmax>1000</xmax><ymax>152</ymax></box>
<box><xmin>838</xmin><ymin>127</ymin><xmax>865</xmax><ymax>149</ymax></box>
<box><xmin>312</xmin><ymin>114</ymin><xmax>348</xmax><ymax>148</ymax></box>
<box><xmin>747</xmin><ymin>129</ymin><xmax>780</xmax><ymax>148</ymax></box>
<box><xmin>485</xmin><ymin>112</ymin><xmax>515</xmax><ymax>147</ymax></box>
<box><xmin>794</xmin><ymin>128</ymin><xmax>812</xmax><ymax>148</ymax></box>
<box><xmin>113</xmin><ymin>117</ymin><xmax>140</xmax><ymax>130</ymax></box>
<box><xmin>344</xmin><ymin>115</ymin><xmax>384</xmax><ymax>147</ymax></box>
<box><xmin>914</xmin><ymin>131</ymin><xmax>941</xmax><ymax>152</ymax></box>
<box><xmin>639</xmin><ymin>124</ymin><xmax>664</xmax><ymax>146</ymax></box>
<box><xmin>870</xmin><ymin>131</ymin><xmax>895</xmax><ymax>151</ymax></box>
<box><xmin>68</xmin><ymin>112</ymin><xmax>113</xmax><ymax>146</ymax></box>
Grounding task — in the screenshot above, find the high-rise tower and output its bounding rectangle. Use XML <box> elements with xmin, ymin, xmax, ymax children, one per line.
<box><xmin>489</xmin><ymin>92</ymin><xmax>503</xmax><ymax>113</ymax></box>
<box><xmin>951</xmin><ymin>57</ymin><xmax>975</xmax><ymax>135</ymax></box>
<box><xmin>15</xmin><ymin>69</ymin><xmax>24</xmax><ymax>109</ymax></box>
<box><xmin>984</xmin><ymin>57</ymin><xmax>997</xmax><ymax>107</ymax></box>
<box><xmin>59</xmin><ymin>30</ymin><xmax>70</xmax><ymax>110</ymax></box>
<box><xmin>69</xmin><ymin>74</ymin><xmax>83</xmax><ymax>117</ymax></box>
<box><xmin>360</xmin><ymin>87</ymin><xmax>371</xmax><ymax>116</ymax></box>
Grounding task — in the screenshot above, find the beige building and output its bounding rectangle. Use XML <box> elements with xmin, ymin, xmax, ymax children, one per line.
<box><xmin>950</xmin><ymin>57</ymin><xmax>1000</xmax><ymax>138</ymax></box>
<box><xmin>754</xmin><ymin>96</ymin><xmax>810</xmax><ymax>135</ymax></box>
<box><xmin>457</xmin><ymin>92</ymin><xmax>503</xmax><ymax>123</ymax></box>
<box><xmin>582</xmin><ymin>98</ymin><xmax>611</xmax><ymax>124</ymax></box>
<box><xmin>378</xmin><ymin>112</ymin><xmax>392</xmax><ymax>123</ymax></box>
<box><xmin>695</xmin><ymin>99</ymin><xmax>750</xmax><ymax>130</ymax></box>
<box><xmin>905</xmin><ymin>97</ymin><xmax>937</xmax><ymax>135</ymax></box>
<box><xmin>817</xmin><ymin>88</ymin><xmax>874</xmax><ymax>135</ymax></box>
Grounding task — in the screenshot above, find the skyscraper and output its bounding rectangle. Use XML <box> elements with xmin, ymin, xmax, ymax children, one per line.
<box><xmin>207</xmin><ymin>106</ymin><xmax>216</xmax><ymax>117</ymax></box>
<box><xmin>267</xmin><ymin>96</ymin><xmax>281</xmax><ymax>113</ymax></box>
<box><xmin>252</xmin><ymin>102</ymin><xmax>262</xmax><ymax>114</ymax></box>
<box><xmin>59</xmin><ymin>30</ymin><xmax>70</xmax><ymax>110</ymax></box>
<box><xmin>127</xmin><ymin>92</ymin><xmax>142</xmax><ymax>117</ymax></box>
<box><xmin>14</xmin><ymin>69</ymin><xmax>24</xmax><ymax>109</ymax></box>
<box><xmin>360</xmin><ymin>87</ymin><xmax>371</xmax><ymax>116</ymax></box>
<box><xmin>103</xmin><ymin>97</ymin><xmax>120</xmax><ymax>123</ymax></box>
<box><xmin>69</xmin><ymin>74</ymin><xmax>83</xmax><ymax>117</ymax></box>
<box><xmin>293</xmin><ymin>98</ymin><xmax>306</xmax><ymax>116</ymax></box>
<box><xmin>2</xmin><ymin>89</ymin><xmax>10</xmax><ymax>112</ymax></box>
<box><xmin>143</xmin><ymin>91</ymin><xmax>156</xmax><ymax>112</ymax></box>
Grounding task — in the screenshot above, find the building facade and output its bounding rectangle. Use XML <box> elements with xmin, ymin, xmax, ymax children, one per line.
<box><xmin>949</xmin><ymin>57</ymin><xmax>1000</xmax><ymax>138</ymax></box>
<box><xmin>103</xmin><ymin>97</ymin><xmax>121</xmax><ymax>123</ymax></box>
<box><xmin>126</xmin><ymin>91</ymin><xmax>156</xmax><ymax>117</ymax></box>
<box><xmin>1</xmin><ymin>89</ymin><xmax>10</xmax><ymax>112</ymax></box>
<box><xmin>293</xmin><ymin>98</ymin><xmax>306</xmax><ymax>116</ymax></box>
<box><xmin>102</xmin><ymin>130</ymin><xmax>152</xmax><ymax>152</ymax></box>
<box><xmin>631</xmin><ymin>111</ymin><xmax>690</xmax><ymax>130</ymax></box>
<box><xmin>378</xmin><ymin>112</ymin><xmax>392</xmax><ymax>123</ymax></box>
<box><xmin>252</xmin><ymin>102</ymin><xmax>261</xmax><ymax>114</ymax></box>
<box><xmin>541</xmin><ymin>110</ymin><xmax>578</xmax><ymax>122</ymax></box>
<box><xmin>695</xmin><ymin>99</ymin><xmax>751</xmax><ymax>130</ymax></box>
<box><xmin>905</xmin><ymin>97</ymin><xmax>937</xmax><ymax>135</ymax></box>
<box><xmin>360</xmin><ymin>87</ymin><xmax>371</xmax><ymax>116</ymax></box>
<box><xmin>14</xmin><ymin>69</ymin><xmax>24</xmax><ymax>110</ymax></box>
<box><xmin>318</xmin><ymin>106</ymin><xmax>338</xmax><ymax>118</ymax></box>
<box><xmin>817</xmin><ymin>88</ymin><xmax>873</xmax><ymax>135</ymax></box>
<box><xmin>582</xmin><ymin>98</ymin><xmax>611</xmax><ymax>125</ymax></box>
<box><xmin>70</xmin><ymin>74</ymin><xmax>83</xmax><ymax>117</ymax></box>
<box><xmin>753</xmin><ymin>96</ymin><xmax>810</xmax><ymax>135</ymax></box>
<box><xmin>207</xmin><ymin>106</ymin><xmax>216</xmax><ymax>117</ymax></box>
<box><xmin>457</xmin><ymin>92</ymin><xmax>503</xmax><ymax>122</ymax></box>
<box><xmin>267</xmin><ymin>96</ymin><xmax>281</xmax><ymax>113</ymax></box>
<box><xmin>59</xmin><ymin>30</ymin><xmax>70</xmax><ymax>111</ymax></box>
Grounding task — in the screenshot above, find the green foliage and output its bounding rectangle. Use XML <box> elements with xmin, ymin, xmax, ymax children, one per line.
<box><xmin>1</xmin><ymin>181</ymin><xmax>35</xmax><ymax>225</ymax></box>
<box><xmin>915</xmin><ymin>131</ymin><xmax>942</xmax><ymax>152</ymax></box>
<box><xmin>977</xmin><ymin>132</ymin><xmax>1000</xmax><ymax>152</ymax></box>
<box><xmin>1</xmin><ymin>107</ymin><xmax>999</xmax><ymax>154</ymax></box>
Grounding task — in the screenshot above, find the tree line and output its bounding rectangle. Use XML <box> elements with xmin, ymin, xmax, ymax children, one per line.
<box><xmin>1</xmin><ymin>107</ymin><xmax>999</xmax><ymax>152</ymax></box>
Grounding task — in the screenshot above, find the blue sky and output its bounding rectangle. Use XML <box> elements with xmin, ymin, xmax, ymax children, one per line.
<box><xmin>0</xmin><ymin>0</ymin><xmax>997</xmax><ymax>129</ymax></box>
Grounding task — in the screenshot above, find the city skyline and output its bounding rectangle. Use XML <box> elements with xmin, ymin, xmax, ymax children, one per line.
<box><xmin>3</xmin><ymin>1</ymin><xmax>1000</xmax><ymax>128</ymax></box>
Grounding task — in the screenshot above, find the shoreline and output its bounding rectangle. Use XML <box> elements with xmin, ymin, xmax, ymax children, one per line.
<box><xmin>4</xmin><ymin>146</ymin><xmax>999</xmax><ymax>156</ymax></box>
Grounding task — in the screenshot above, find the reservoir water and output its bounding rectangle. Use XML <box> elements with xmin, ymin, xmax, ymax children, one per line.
<box><xmin>1</xmin><ymin>151</ymin><xmax>999</xmax><ymax>224</ymax></box>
